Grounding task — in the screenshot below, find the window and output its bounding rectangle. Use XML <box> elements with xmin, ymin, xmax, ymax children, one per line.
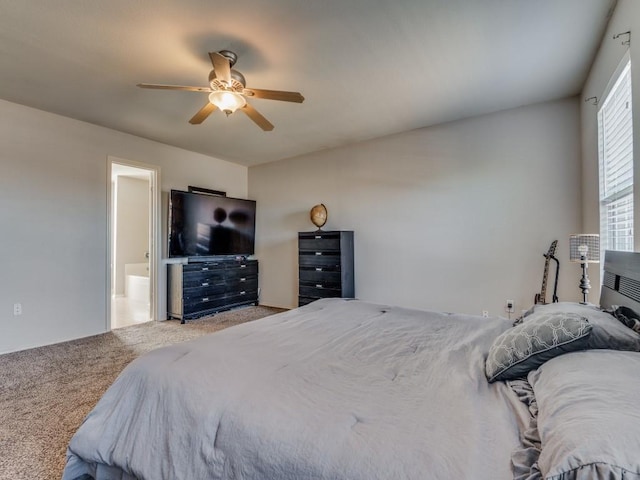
<box><xmin>598</xmin><ymin>59</ymin><xmax>633</xmax><ymax>255</ymax></box>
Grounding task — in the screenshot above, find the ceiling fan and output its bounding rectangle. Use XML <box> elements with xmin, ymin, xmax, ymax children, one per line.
<box><xmin>137</xmin><ymin>50</ymin><xmax>304</xmax><ymax>131</ymax></box>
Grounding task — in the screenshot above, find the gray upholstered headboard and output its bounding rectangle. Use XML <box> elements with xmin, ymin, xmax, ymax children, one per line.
<box><xmin>600</xmin><ymin>250</ymin><xmax>640</xmax><ymax>312</ymax></box>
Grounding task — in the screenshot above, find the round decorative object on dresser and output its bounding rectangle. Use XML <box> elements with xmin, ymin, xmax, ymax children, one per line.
<box><xmin>310</xmin><ymin>204</ymin><xmax>328</xmax><ymax>230</ymax></box>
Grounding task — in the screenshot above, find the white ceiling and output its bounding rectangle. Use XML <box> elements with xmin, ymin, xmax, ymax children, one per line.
<box><xmin>0</xmin><ymin>0</ymin><xmax>615</xmax><ymax>167</ymax></box>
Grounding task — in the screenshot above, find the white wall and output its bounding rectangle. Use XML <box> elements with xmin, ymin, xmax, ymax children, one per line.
<box><xmin>249</xmin><ymin>98</ymin><xmax>583</xmax><ymax>316</ymax></box>
<box><xmin>0</xmin><ymin>99</ymin><xmax>247</xmax><ymax>354</ymax></box>
<box><xmin>581</xmin><ymin>0</ymin><xmax>640</xmax><ymax>260</ymax></box>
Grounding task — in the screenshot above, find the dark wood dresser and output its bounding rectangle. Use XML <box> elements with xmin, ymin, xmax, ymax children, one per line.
<box><xmin>298</xmin><ymin>231</ymin><xmax>354</xmax><ymax>307</ymax></box>
<box><xmin>167</xmin><ymin>258</ymin><xmax>258</xmax><ymax>322</ymax></box>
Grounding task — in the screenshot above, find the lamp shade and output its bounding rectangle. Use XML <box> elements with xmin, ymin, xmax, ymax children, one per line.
<box><xmin>569</xmin><ymin>234</ymin><xmax>600</xmax><ymax>263</ymax></box>
<box><xmin>208</xmin><ymin>91</ymin><xmax>246</xmax><ymax>114</ymax></box>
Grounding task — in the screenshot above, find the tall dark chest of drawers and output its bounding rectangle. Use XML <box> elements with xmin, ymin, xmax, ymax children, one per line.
<box><xmin>167</xmin><ymin>258</ymin><xmax>258</xmax><ymax>323</ymax></box>
<box><xmin>298</xmin><ymin>231</ymin><xmax>354</xmax><ymax>307</ymax></box>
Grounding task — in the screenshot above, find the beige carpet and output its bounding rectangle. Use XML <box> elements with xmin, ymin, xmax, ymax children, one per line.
<box><xmin>0</xmin><ymin>306</ymin><xmax>286</xmax><ymax>480</ymax></box>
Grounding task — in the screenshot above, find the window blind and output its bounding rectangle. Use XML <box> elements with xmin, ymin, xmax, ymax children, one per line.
<box><xmin>599</xmin><ymin>60</ymin><xmax>633</xmax><ymax>254</ymax></box>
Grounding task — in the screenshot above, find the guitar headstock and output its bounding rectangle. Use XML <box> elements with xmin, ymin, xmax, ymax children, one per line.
<box><xmin>544</xmin><ymin>239</ymin><xmax>558</xmax><ymax>258</ymax></box>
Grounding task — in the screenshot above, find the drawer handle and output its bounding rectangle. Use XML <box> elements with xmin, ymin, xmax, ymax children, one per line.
<box><xmin>316</xmin><ymin>284</ymin><xmax>323</xmax><ymax>288</ymax></box>
<box><xmin>240</xmin><ymin>291</ymin><xmax>246</xmax><ymax>295</ymax></box>
<box><xmin>240</xmin><ymin>278</ymin><xmax>246</xmax><ymax>282</ymax></box>
<box><xmin>202</xmin><ymin>297</ymin><xmax>209</xmax><ymax>302</ymax></box>
<box><xmin>315</xmin><ymin>252</ymin><xmax>322</xmax><ymax>256</ymax></box>
<box><xmin>315</xmin><ymin>235</ymin><xmax>322</xmax><ymax>239</ymax></box>
<box><xmin>201</xmin><ymin>267</ymin><xmax>209</xmax><ymax>271</ymax></box>
<box><xmin>201</xmin><ymin>282</ymin><xmax>209</xmax><ymax>287</ymax></box>
<box><xmin>240</xmin><ymin>264</ymin><xmax>247</xmax><ymax>268</ymax></box>
<box><xmin>315</xmin><ymin>267</ymin><xmax>323</xmax><ymax>272</ymax></box>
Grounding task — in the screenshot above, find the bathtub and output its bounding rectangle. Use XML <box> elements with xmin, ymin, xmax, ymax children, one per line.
<box><xmin>125</xmin><ymin>263</ymin><xmax>149</xmax><ymax>303</ymax></box>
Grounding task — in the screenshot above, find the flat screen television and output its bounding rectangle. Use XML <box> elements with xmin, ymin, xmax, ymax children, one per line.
<box><xmin>168</xmin><ymin>190</ymin><xmax>256</xmax><ymax>258</ymax></box>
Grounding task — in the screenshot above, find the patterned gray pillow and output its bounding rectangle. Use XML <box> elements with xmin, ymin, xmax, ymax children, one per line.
<box><xmin>522</xmin><ymin>302</ymin><xmax>640</xmax><ymax>351</ymax></box>
<box><xmin>486</xmin><ymin>313</ymin><xmax>592</xmax><ymax>383</ymax></box>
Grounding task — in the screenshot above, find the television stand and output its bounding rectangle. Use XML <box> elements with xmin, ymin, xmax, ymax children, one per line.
<box><xmin>167</xmin><ymin>258</ymin><xmax>258</xmax><ymax>322</ymax></box>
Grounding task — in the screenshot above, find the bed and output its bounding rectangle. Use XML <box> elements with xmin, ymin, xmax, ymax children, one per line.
<box><xmin>63</xmin><ymin>251</ymin><xmax>640</xmax><ymax>480</ymax></box>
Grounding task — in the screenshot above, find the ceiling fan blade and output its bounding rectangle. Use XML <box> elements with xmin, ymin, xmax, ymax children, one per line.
<box><xmin>241</xmin><ymin>103</ymin><xmax>274</xmax><ymax>131</ymax></box>
<box><xmin>189</xmin><ymin>102</ymin><xmax>217</xmax><ymax>124</ymax></box>
<box><xmin>137</xmin><ymin>83</ymin><xmax>211</xmax><ymax>93</ymax></box>
<box><xmin>209</xmin><ymin>52</ymin><xmax>231</xmax><ymax>85</ymax></box>
<box><xmin>243</xmin><ymin>88</ymin><xmax>304</xmax><ymax>103</ymax></box>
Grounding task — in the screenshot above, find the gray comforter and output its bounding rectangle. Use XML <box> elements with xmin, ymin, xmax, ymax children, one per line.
<box><xmin>63</xmin><ymin>298</ymin><xmax>527</xmax><ymax>480</ymax></box>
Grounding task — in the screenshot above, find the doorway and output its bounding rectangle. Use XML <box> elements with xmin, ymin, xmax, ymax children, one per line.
<box><xmin>107</xmin><ymin>158</ymin><xmax>160</xmax><ymax>329</ymax></box>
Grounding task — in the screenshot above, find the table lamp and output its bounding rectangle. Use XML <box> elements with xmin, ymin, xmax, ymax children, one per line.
<box><xmin>569</xmin><ymin>234</ymin><xmax>600</xmax><ymax>304</ymax></box>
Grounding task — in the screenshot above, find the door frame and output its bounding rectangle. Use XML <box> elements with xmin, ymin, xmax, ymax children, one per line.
<box><xmin>106</xmin><ymin>156</ymin><xmax>161</xmax><ymax>330</ymax></box>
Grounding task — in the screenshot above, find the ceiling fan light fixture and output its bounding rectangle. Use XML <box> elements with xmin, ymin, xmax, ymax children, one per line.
<box><xmin>208</xmin><ymin>90</ymin><xmax>246</xmax><ymax>115</ymax></box>
<box><xmin>139</xmin><ymin>50</ymin><xmax>303</xmax><ymax>129</ymax></box>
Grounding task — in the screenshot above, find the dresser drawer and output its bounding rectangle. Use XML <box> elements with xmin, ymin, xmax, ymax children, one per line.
<box><xmin>226</xmin><ymin>276</ymin><xmax>258</xmax><ymax>292</ymax></box>
<box><xmin>299</xmin><ymin>252</ymin><xmax>342</xmax><ymax>269</ymax></box>
<box><xmin>183</xmin><ymin>283</ymin><xmax>227</xmax><ymax>299</ymax></box>
<box><xmin>182</xmin><ymin>270</ymin><xmax>227</xmax><ymax>288</ymax></box>
<box><xmin>226</xmin><ymin>262</ymin><xmax>258</xmax><ymax>279</ymax></box>
<box><xmin>224</xmin><ymin>289</ymin><xmax>259</xmax><ymax>305</ymax></box>
<box><xmin>182</xmin><ymin>289</ymin><xmax>258</xmax><ymax>316</ymax></box>
<box><xmin>183</xmin><ymin>262</ymin><xmax>226</xmax><ymax>273</ymax></box>
<box><xmin>299</xmin><ymin>269</ymin><xmax>341</xmax><ymax>288</ymax></box>
<box><xmin>183</xmin><ymin>295</ymin><xmax>230</xmax><ymax>314</ymax></box>
<box><xmin>299</xmin><ymin>285</ymin><xmax>342</xmax><ymax>299</ymax></box>
<box><xmin>298</xmin><ymin>234</ymin><xmax>341</xmax><ymax>252</ymax></box>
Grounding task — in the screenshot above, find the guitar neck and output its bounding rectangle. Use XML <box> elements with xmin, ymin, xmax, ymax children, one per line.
<box><xmin>539</xmin><ymin>258</ymin><xmax>550</xmax><ymax>300</ymax></box>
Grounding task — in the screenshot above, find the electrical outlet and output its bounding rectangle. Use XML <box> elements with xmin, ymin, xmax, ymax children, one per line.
<box><xmin>482</xmin><ymin>310</ymin><xmax>489</xmax><ymax>318</ymax></box>
<box><xmin>505</xmin><ymin>300</ymin><xmax>515</xmax><ymax>313</ymax></box>
<box><xmin>13</xmin><ymin>303</ymin><xmax>22</xmax><ymax>316</ymax></box>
